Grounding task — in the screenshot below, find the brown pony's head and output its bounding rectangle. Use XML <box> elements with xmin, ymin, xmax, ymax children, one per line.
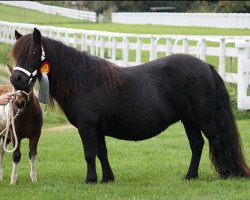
<box><xmin>10</xmin><ymin>28</ymin><xmax>43</xmax><ymax>91</ymax></box>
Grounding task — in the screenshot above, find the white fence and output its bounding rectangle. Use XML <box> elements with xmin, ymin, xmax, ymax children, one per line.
<box><xmin>0</xmin><ymin>21</ymin><xmax>250</xmax><ymax>110</ymax></box>
<box><xmin>112</xmin><ymin>12</ymin><xmax>250</xmax><ymax>29</ymax></box>
<box><xmin>0</xmin><ymin>1</ymin><xmax>96</xmax><ymax>22</ymax></box>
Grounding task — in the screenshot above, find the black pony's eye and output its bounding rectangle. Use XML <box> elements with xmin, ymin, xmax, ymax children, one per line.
<box><xmin>33</xmin><ymin>51</ymin><xmax>37</xmax><ymax>56</ymax></box>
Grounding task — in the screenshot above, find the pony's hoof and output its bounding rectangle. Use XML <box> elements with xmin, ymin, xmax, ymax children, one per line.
<box><xmin>100</xmin><ymin>176</ymin><xmax>115</xmax><ymax>183</ymax></box>
<box><xmin>10</xmin><ymin>180</ymin><xmax>17</xmax><ymax>186</ymax></box>
<box><xmin>10</xmin><ymin>174</ymin><xmax>17</xmax><ymax>185</ymax></box>
<box><xmin>85</xmin><ymin>178</ymin><xmax>97</xmax><ymax>184</ymax></box>
<box><xmin>220</xmin><ymin>174</ymin><xmax>229</xmax><ymax>179</ymax></box>
<box><xmin>30</xmin><ymin>173</ymin><xmax>37</xmax><ymax>183</ymax></box>
<box><xmin>31</xmin><ymin>178</ymin><xmax>37</xmax><ymax>183</ymax></box>
<box><xmin>185</xmin><ymin>174</ymin><xmax>198</xmax><ymax>180</ymax></box>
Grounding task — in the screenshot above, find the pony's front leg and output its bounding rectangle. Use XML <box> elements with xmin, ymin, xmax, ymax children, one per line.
<box><xmin>0</xmin><ymin>137</ymin><xmax>11</xmax><ymax>180</ymax></box>
<box><xmin>79</xmin><ymin>128</ymin><xmax>98</xmax><ymax>184</ymax></box>
<box><xmin>29</xmin><ymin>156</ymin><xmax>37</xmax><ymax>183</ymax></box>
<box><xmin>29</xmin><ymin>136</ymin><xmax>40</xmax><ymax>183</ymax></box>
<box><xmin>10</xmin><ymin>141</ymin><xmax>21</xmax><ymax>185</ymax></box>
<box><xmin>0</xmin><ymin>138</ymin><xmax>5</xmax><ymax>181</ymax></box>
<box><xmin>97</xmin><ymin>135</ymin><xmax>114</xmax><ymax>183</ymax></box>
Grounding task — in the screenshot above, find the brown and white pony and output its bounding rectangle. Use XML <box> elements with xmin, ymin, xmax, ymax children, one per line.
<box><xmin>0</xmin><ymin>67</ymin><xmax>43</xmax><ymax>185</ymax></box>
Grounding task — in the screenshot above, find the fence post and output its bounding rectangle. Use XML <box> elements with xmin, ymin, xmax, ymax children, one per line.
<box><xmin>150</xmin><ymin>37</ymin><xmax>156</xmax><ymax>61</ymax></box>
<box><xmin>73</xmin><ymin>34</ymin><xmax>78</xmax><ymax>48</ymax></box>
<box><xmin>112</xmin><ymin>37</ymin><xmax>117</xmax><ymax>62</ymax></box>
<box><xmin>136</xmin><ymin>37</ymin><xmax>142</xmax><ymax>64</ymax></box>
<box><xmin>200</xmin><ymin>38</ymin><xmax>206</xmax><ymax>61</ymax></box>
<box><xmin>123</xmin><ymin>37</ymin><xmax>129</xmax><ymax>66</ymax></box>
<box><xmin>219</xmin><ymin>38</ymin><xmax>226</xmax><ymax>79</ymax></box>
<box><xmin>57</xmin><ymin>32</ymin><xmax>62</xmax><ymax>41</ymax></box>
<box><xmin>183</xmin><ymin>38</ymin><xmax>188</xmax><ymax>53</ymax></box>
<box><xmin>81</xmin><ymin>34</ymin><xmax>86</xmax><ymax>51</ymax></box>
<box><xmin>236</xmin><ymin>43</ymin><xmax>250</xmax><ymax>110</ymax></box>
<box><xmin>166</xmin><ymin>37</ymin><xmax>172</xmax><ymax>56</ymax></box>
<box><xmin>95</xmin><ymin>35</ymin><xmax>99</xmax><ymax>56</ymax></box>
<box><xmin>90</xmin><ymin>35</ymin><xmax>95</xmax><ymax>55</ymax></box>
<box><xmin>65</xmin><ymin>33</ymin><xmax>69</xmax><ymax>46</ymax></box>
<box><xmin>100</xmin><ymin>36</ymin><xmax>105</xmax><ymax>58</ymax></box>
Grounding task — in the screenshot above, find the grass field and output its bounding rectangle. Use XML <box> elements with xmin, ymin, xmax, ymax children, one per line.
<box><xmin>0</xmin><ymin>121</ymin><xmax>249</xmax><ymax>200</ymax></box>
<box><xmin>0</xmin><ymin>3</ymin><xmax>249</xmax><ymax>200</ymax></box>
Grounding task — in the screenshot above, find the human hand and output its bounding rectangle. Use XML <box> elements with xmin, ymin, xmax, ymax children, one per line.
<box><xmin>0</xmin><ymin>92</ymin><xmax>15</xmax><ymax>105</ymax></box>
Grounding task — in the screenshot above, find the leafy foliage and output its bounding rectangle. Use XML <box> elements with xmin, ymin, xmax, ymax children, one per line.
<box><xmin>41</xmin><ymin>1</ymin><xmax>250</xmax><ymax>13</ymax></box>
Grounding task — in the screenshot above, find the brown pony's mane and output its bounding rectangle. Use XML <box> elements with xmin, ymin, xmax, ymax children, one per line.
<box><xmin>9</xmin><ymin>34</ymin><xmax>123</xmax><ymax>104</ymax></box>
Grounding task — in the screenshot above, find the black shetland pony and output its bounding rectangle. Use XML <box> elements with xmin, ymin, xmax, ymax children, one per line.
<box><xmin>10</xmin><ymin>28</ymin><xmax>250</xmax><ymax>183</ymax></box>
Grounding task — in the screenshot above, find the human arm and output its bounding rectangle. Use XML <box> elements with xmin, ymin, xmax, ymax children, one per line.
<box><xmin>0</xmin><ymin>92</ymin><xmax>15</xmax><ymax>105</ymax></box>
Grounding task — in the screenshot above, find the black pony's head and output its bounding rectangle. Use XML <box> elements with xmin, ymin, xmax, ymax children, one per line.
<box><xmin>10</xmin><ymin>28</ymin><xmax>43</xmax><ymax>91</ymax></box>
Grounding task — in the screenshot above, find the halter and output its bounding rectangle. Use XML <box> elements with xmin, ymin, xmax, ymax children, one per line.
<box><xmin>15</xmin><ymin>90</ymin><xmax>32</xmax><ymax>102</ymax></box>
<box><xmin>13</xmin><ymin>46</ymin><xmax>45</xmax><ymax>85</ymax></box>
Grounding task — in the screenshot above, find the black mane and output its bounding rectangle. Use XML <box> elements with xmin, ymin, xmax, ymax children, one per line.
<box><xmin>12</xmin><ymin>35</ymin><xmax>123</xmax><ymax>103</ymax></box>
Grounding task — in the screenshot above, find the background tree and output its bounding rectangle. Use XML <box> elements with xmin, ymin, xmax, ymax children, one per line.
<box><xmin>39</xmin><ymin>1</ymin><xmax>250</xmax><ymax>21</ymax></box>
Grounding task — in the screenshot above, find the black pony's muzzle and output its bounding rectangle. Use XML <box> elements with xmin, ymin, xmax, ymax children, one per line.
<box><xmin>10</xmin><ymin>67</ymin><xmax>37</xmax><ymax>90</ymax></box>
<box><xmin>10</xmin><ymin>72</ymin><xmax>30</xmax><ymax>90</ymax></box>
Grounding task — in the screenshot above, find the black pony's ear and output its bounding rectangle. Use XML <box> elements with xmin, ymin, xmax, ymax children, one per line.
<box><xmin>33</xmin><ymin>28</ymin><xmax>41</xmax><ymax>44</ymax></box>
<box><xmin>15</xmin><ymin>30</ymin><xmax>22</xmax><ymax>40</ymax></box>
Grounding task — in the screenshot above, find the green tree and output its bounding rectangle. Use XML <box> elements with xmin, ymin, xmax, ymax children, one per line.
<box><xmin>214</xmin><ymin>1</ymin><xmax>250</xmax><ymax>13</ymax></box>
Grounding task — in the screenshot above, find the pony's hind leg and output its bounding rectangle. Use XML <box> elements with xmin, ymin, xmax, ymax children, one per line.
<box><xmin>97</xmin><ymin>135</ymin><xmax>114</xmax><ymax>183</ymax></box>
<box><xmin>200</xmin><ymin>120</ymin><xmax>230</xmax><ymax>178</ymax></box>
<box><xmin>182</xmin><ymin>121</ymin><xmax>204</xmax><ymax>179</ymax></box>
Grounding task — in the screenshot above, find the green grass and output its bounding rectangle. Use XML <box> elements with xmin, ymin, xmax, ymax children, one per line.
<box><xmin>0</xmin><ymin>121</ymin><xmax>249</xmax><ymax>200</ymax></box>
<box><xmin>0</xmin><ymin>4</ymin><xmax>84</xmax><ymax>25</ymax></box>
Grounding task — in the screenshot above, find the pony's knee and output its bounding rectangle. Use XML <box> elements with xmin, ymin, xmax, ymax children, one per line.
<box><xmin>85</xmin><ymin>154</ymin><xmax>95</xmax><ymax>164</ymax></box>
<box><xmin>13</xmin><ymin>151</ymin><xmax>21</xmax><ymax>163</ymax></box>
<box><xmin>29</xmin><ymin>150</ymin><xmax>37</xmax><ymax>159</ymax></box>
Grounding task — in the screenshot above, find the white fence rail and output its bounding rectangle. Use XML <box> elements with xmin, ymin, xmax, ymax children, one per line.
<box><xmin>0</xmin><ymin>21</ymin><xmax>250</xmax><ymax>109</ymax></box>
<box><xmin>0</xmin><ymin>1</ymin><xmax>96</xmax><ymax>22</ymax></box>
<box><xmin>112</xmin><ymin>12</ymin><xmax>250</xmax><ymax>29</ymax></box>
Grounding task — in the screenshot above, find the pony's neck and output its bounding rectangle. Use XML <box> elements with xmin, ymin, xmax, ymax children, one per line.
<box><xmin>41</xmin><ymin>37</ymin><xmax>123</xmax><ymax>105</ymax></box>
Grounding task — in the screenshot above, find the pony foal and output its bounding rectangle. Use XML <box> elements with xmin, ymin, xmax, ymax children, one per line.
<box><xmin>0</xmin><ymin>66</ymin><xmax>43</xmax><ymax>185</ymax></box>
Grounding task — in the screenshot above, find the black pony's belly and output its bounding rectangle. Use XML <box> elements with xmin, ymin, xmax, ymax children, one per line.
<box><xmin>105</xmin><ymin>129</ymin><xmax>164</xmax><ymax>141</ymax></box>
<box><xmin>102</xmin><ymin>116</ymin><xmax>177</xmax><ymax>141</ymax></box>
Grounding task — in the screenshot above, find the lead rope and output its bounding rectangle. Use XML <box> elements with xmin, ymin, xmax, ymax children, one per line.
<box><xmin>0</xmin><ymin>91</ymin><xmax>22</xmax><ymax>153</ymax></box>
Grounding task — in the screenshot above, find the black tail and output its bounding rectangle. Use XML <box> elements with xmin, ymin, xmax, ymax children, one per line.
<box><xmin>209</xmin><ymin>64</ymin><xmax>250</xmax><ymax>178</ymax></box>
